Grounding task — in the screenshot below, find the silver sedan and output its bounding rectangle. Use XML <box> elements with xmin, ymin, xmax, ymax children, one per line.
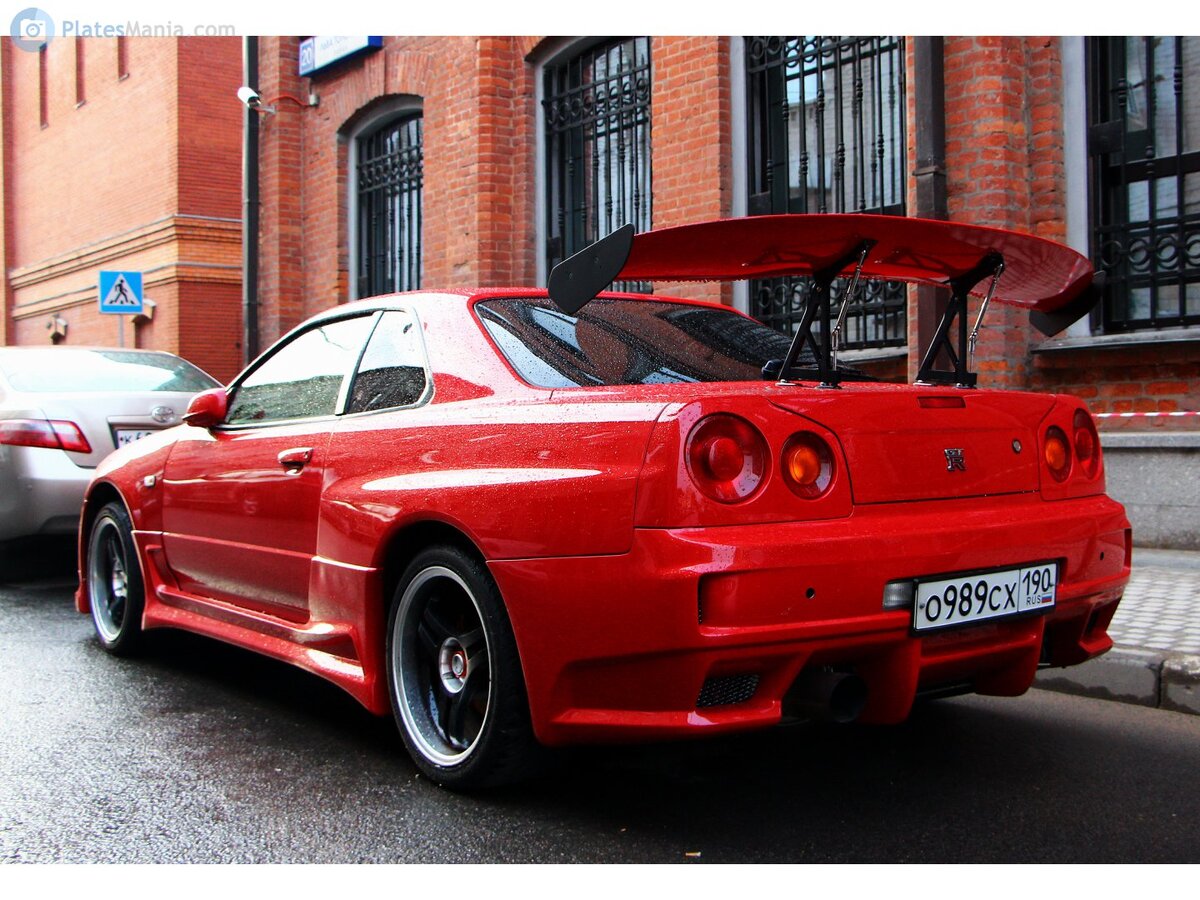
<box><xmin>0</xmin><ymin>347</ymin><xmax>218</xmax><ymax>544</ymax></box>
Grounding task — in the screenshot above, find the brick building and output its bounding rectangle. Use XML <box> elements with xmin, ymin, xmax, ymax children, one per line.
<box><xmin>0</xmin><ymin>36</ymin><xmax>244</xmax><ymax>381</ymax></box>
<box><xmin>249</xmin><ymin>35</ymin><xmax>1195</xmax><ymax>404</ymax></box>
<box><xmin>2</xmin><ymin>34</ymin><xmax>1196</xmax><ymax>542</ymax></box>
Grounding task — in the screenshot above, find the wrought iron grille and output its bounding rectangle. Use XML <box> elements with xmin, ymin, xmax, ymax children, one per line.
<box><xmin>543</xmin><ymin>37</ymin><xmax>651</xmax><ymax>289</ymax></box>
<box><xmin>357</xmin><ymin>113</ymin><xmax>423</xmax><ymax>298</ymax></box>
<box><xmin>1089</xmin><ymin>37</ymin><xmax>1200</xmax><ymax>332</ymax></box>
<box><xmin>745</xmin><ymin>36</ymin><xmax>907</xmax><ymax>349</ymax></box>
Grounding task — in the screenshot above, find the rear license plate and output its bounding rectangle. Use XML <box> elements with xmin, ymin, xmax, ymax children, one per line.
<box><xmin>913</xmin><ymin>562</ymin><xmax>1056</xmax><ymax>633</ymax></box>
<box><xmin>116</xmin><ymin>429</ymin><xmax>155</xmax><ymax>447</ymax></box>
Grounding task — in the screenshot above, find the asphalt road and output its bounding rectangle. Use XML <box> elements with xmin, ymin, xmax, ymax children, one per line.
<box><xmin>2</xmin><ymin>539</ymin><xmax>1199</xmax><ymax>864</ymax></box>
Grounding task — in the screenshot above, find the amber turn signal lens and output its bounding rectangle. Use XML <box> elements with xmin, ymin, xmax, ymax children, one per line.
<box><xmin>782</xmin><ymin>432</ymin><xmax>834</xmax><ymax>499</ymax></box>
<box><xmin>786</xmin><ymin>443</ymin><xmax>822</xmax><ymax>486</ymax></box>
<box><xmin>1044</xmin><ymin>426</ymin><xmax>1071</xmax><ymax>482</ymax></box>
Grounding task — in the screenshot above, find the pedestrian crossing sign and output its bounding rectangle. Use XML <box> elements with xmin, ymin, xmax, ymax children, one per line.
<box><xmin>98</xmin><ymin>271</ymin><xmax>144</xmax><ymax>315</ymax></box>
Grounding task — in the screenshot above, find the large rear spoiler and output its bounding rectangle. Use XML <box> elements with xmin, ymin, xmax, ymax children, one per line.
<box><xmin>548</xmin><ymin>214</ymin><xmax>1103</xmax><ymax>388</ymax></box>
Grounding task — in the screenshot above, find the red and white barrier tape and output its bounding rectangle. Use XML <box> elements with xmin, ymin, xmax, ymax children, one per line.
<box><xmin>1095</xmin><ymin>411</ymin><xmax>1199</xmax><ymax>418</ymax></box>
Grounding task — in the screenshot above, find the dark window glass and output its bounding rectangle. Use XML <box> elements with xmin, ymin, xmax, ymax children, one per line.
<box><xmin>745</xmin><ymin>36</ymin><xmax>907</xmax><ymax>348</ymax></box>
<box><xmin>358</xmin><ymin>113</ymin><xmax>423</xmax><ymax>297</ymax></box>
<box><xmin>476</xmin><ymin>297</ymin><xmax>795</xmax><ymax>388</ymax></box>
<box><xmin>543</xmin><ymin>38</ymin><xmax>651</xmax><ymax>290</ymax></box>
<box><xmin>226</xmin><ymin>316</ymin><xmax>375</xmax><ymax>425</ymax></box>
<box><xmin>0</xmin><ymin>349</ymin><xmax>217</xmax><ymax>393</ymax></box>
<box><xmin>347</xmin><ymin>311</ymin><xmax>429</xmax><ymax>413</ymax></box>
<box><xmin>1088</xmin><ymin>37</ymin><xmax>1200</xmax><ymax>331</ymax></box>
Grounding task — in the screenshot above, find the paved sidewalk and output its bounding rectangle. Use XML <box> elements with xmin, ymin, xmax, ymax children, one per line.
<box><xmin>1035</xmin><ymin>548</ymin><xmax>1200</xmax><ymax>715</ymax></box>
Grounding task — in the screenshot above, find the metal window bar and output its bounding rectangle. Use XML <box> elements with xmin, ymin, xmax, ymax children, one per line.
<box><xmin>544</xmin><ymin>37</ymin><xmax>652</xmax><ymax>292</ymax></box>
<box><xmin>358</xmin><ymin>114</ymin><xmax>423</xmax><ymax>298</ymax></box>
<box><xmin>1089</xmin><ymin>36</ymin><xmax>1200</xmax><ymax>331</ymax></box>
<box><xmin>745</xmin><ymin>36</ymin><xmax>907</xmax><ymax>349</ymax></box>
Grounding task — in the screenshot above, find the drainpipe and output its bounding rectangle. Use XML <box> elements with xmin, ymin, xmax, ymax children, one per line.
<box><xmin>913</xmin><ymin>37</ymin><xmax>947</xmax><ymax>378</ymax></box>
<box><xmin>242</xmin><ymin>36</ymin><xmax>260</xmax><ymax>366</ymax></box>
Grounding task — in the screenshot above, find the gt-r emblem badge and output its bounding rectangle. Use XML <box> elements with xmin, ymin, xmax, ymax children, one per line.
<box><xmin>945</xmin><ymin>448</ymin><xmax>966</xmax><ymax>472</ymax></box>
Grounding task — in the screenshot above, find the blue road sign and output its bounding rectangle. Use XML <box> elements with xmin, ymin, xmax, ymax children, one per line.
<box><xmin>99</xmin><ymin>271</ymin><xmax>143</xmax><ymax>315</ymax></box>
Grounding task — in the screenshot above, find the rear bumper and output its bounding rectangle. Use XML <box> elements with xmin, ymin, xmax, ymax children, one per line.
<box><xmin>491</xmin><ymin>492</ymin><xmax>1130</xmax><ymax>746</ymax></box>
<box><xmin>0</xmin><ymin>445</ymin><xmax>92</xmax><ymax>542</ymax></box>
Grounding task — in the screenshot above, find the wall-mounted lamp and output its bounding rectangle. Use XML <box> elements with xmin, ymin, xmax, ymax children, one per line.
<box><xmin>133</xmin><ymin>297</ymin><xmax>156</xmax><ymax>324</ymax></box>
<box><xmin>237</xmin><ymin>85</ymin><xmax>319</xmax><ymax>115</ymax></box>
<box><xmin>46</xmin><ymin>315</ymin><xmax>68</xmax><ymax>343</ymax></box>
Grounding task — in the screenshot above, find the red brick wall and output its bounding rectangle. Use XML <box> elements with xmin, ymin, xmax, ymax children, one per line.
<box><xmin>1032</xmin><ymin>345</ymin><xmax>1200</xmax><ymax>424</ymax></box>
<box><xmin>8</xmin><ymin>39</ymin><xmax>179</xmax><ymax>264</ymax></box>
<box><xmin>1</xmin><ymin>37</ymin><xmax>243</xmax><ymax>382</ymax></box>
<box><xmin>253</xmin><ymin>34</ymin><xmax>742</xmax><ymax>343</ymax></box>
<box><xmin>257</xmin><ymin>36</ymin><xmax>507</xmax><ymax>331</ymax></box>
<box><xmin>246</xmin><ymin>34</ymin><xmax>1195</xmax><ymax>421</ymax></box>
<box><xmin>651</xmin><ymin>36</ymin><xmax>733</xmax><ymax>306</ymax></box>
<box><xmin>936</xmin><ymin>37</ymin><xmax>1070</xmax><ymax>390</ymax></box>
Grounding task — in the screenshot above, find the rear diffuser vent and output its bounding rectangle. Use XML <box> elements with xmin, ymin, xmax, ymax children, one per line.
<box><xmin>697</xmin><ymin>674</ymin><xmax>760</xmax><ymax>708</ymax></box>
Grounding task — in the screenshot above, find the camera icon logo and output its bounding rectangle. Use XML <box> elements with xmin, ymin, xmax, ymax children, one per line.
<box><xmin>19</xmin><ymin>17</ymin><xmax>46</xmax><ymax>40</ymax></box>
<box><xmin>10</xmin><ymin>8</ymin><xmax>54</xmax><ymax>51</ymax></box>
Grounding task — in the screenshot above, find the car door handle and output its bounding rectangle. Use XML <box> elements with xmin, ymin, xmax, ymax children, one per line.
<box><xmin>278</xmin><ymin>447</ymin><xmax>314</xmax><ymax>472</ymax></box>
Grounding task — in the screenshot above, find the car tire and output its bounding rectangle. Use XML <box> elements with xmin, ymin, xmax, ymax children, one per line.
<box><xmin>86</xmin><ymin>501</ymin><xmax>146</xmax><ymax>655</ymax></box>
<box><xmin>386</xmin><ymin>545</ymin><xmax>540</xmax><ymax>789</ymax></box>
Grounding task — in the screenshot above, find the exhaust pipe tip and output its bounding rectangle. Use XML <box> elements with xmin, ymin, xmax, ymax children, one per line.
<box><xmin>783</xmin><ymin>669</ymin><xmax>868</xmax><ymax>724</ymax></box>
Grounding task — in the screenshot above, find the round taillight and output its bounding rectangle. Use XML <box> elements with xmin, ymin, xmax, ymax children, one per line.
<box><xmin>1073</xmin><ymin>409</ymin><xmax>1100</xmax><ymax>479</ymax></box>
<box><xmin>782</xmin><ymin>432</ymin><xmax>835</xmax><ymax>499</ymax></box>
<box><xmin>685</xmin><ymin>414</ymin><xmax>768</xmax><ymax>503</ymax></box>
<box><xmin>1044</xmin><ymin>426</ymin><xmax>1072</xmax><ymax>482</ymax></box>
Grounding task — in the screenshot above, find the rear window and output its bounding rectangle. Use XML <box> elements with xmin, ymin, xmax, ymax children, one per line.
<box><xmin>475</xmin><ymin>297</ymin><xmax>794</xmax><ymax>388</ymax></box>
<box><xmin>0</xmin><ymin>350</ymin><xmax>218</xmax><ymax>393</ymax></box>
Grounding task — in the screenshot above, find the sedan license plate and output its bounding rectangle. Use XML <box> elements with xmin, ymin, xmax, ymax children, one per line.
<box><xmin>116</xmin><ymin>429</ymin><xmax>155</xmax><ymax>447</ymax></box>
<box><xmin>914</xmin><ymin>563</ymin><xmax>1056</xmax><ymax>633</ymax></box>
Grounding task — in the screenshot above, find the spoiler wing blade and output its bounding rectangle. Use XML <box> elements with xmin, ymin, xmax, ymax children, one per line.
<box><xmin>550</xmin><ymin>215</ymin><xmax>1096</xmax><ymax>316</ymax></box>
<box><xmin>618</xmin><ymin>215</ymin><xmax>1095</xmax><ymax>312</ymax></box>
<box><xmin>547</xmin><ymin>224</ymin><xmax>635</xmax><ymax>314</ymax></box>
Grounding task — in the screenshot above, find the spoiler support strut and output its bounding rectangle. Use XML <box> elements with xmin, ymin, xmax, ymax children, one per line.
<box><xmin>773</xmin><ymin>240</ymin><xmax>875</xmax><ymax>389</ymax></box>
<box><xmin>916</xmin><ymin>252</ymin><xmax>1005</xmax><ymax>388</ymax></box>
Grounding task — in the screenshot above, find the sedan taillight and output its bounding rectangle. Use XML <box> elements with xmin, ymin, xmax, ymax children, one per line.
<box><xmin>0</xmin><ymin>418</ymin><xmax>92</xmax><ymax>453</ymax></box>
<box><xmin>685</xmin><ymin>414</ymin><xmax>768</xmax><ymax>503</ymax></box>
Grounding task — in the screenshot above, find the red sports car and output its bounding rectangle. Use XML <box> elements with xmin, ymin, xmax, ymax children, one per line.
<box><xmin>77</xmin><ymin>215</ymin><xmax>1130</xmax><ymax>789</ymax></box>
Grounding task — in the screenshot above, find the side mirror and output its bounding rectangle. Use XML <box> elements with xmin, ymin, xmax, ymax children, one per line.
<box><xmin>183</xmin><ymin>388</ymin><xmax>228</xmax><ymax>428</ymax></box>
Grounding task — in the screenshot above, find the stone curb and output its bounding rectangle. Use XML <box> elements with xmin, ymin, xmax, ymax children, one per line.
<box><xmin>1034</xmin><ymin>646</ymin><xmax>1200</xmax><ymax>716</ymax></box>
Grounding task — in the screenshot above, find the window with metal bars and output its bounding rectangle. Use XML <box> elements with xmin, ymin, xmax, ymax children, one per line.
<box><xmin>543</xmin><ymin>37</ymin><xmax>651</xmax><ymax>289</ymax></box>
<box><xmin>1088</xmin><ymin>37</ymin><xmax>1200</xmax><ymax>332</ymax></box>
<box><xmin>745</xmin><ymin>36</ymin><xmax>907</xmax><ymax>349</ymax></box>
<box><xmin>357</xmin><ymin>113</ymin><xmax>423</xmax><ymax>298</ymax></box>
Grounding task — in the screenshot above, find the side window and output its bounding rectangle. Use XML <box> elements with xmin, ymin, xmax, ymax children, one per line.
<box><xmin>226</xmin><ymin>316</ymin><xmax>375</xmax><ymax>425</ymax></box>
<box><xmin>347</xmin><ymin>310</ymin><xmax>429</xmax><ymax>413</ymax></box>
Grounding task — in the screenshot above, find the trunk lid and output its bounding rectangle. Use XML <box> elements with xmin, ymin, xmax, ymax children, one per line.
<box><xmin>770</xmin><ymin>387</ymin><xmax>1054</xmax><ymax>504</ymax></box>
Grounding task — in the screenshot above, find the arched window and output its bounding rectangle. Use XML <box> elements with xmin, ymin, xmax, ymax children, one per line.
<box><xmin>356</xmin><ymin>112</ymin><xmax>423</xmax><ymax>297</ymax></box>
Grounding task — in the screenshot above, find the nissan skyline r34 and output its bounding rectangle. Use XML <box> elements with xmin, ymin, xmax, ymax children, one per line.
<box><xmin>76</xmin><ymin>215</ymin><xmax>1130</xmax><ymax>788</ymax></box>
